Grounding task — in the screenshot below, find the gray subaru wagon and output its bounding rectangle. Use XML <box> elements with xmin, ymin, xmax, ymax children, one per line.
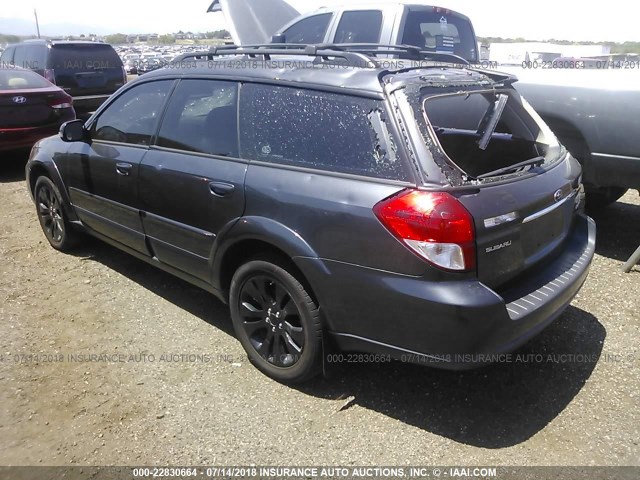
<box><xmin>26</xmin><ymin>45</ymin><xmax>596</xmax><ymax>383</ymax></box>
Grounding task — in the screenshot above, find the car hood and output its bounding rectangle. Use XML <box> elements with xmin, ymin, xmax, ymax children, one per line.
<box><xmin>207</xmin><ymin>0</ymin><xmax>300</xmax><ymax>45</ymax></box>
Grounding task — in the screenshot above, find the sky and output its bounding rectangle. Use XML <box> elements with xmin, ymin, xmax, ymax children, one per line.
<box><xmin>2</xmin><ymin>0</ymin><xmax>640</xmax><ymax>43</ymax></box>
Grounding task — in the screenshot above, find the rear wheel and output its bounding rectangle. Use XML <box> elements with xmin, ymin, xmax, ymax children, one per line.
<box><xmin>34</xmin><ymin>176</ymin><xmax>81</xmax><ymax>252</ymax></box>
<box><xmin>229</xmin><ymin>258</ymin><xmax>322</xmax><ymax>383</ymax></box>
<box><xmin>586</xmin><ymin>186</ymin><xmax>628</xmax><ymax>210</ymax></box>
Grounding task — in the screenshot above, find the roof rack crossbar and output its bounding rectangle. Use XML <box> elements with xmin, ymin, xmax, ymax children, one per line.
<box><xmin>171</xmin><ymin>43</ymin><xmax>470</xmax><ymax>67</ymax></box>
<box><xmin>172</xmin><ymin>45</ymin><xmax>374</xmax><ymax>68</ymax></box>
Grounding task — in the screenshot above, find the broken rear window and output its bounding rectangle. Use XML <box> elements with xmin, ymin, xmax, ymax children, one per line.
<box><xmin>239</xmin><ymin>84</ymin><xmax>409</xmax><ymax>181</ymax></box>
<box><xmin>420</xmin><ymin>90</ymin><xmax>562</xmax><ymax>180</ymax></box>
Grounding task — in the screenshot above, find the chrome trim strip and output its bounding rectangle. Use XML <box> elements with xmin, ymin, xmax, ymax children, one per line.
<box><xmin>592</xmin><ymin>152</ymin><xmax>640</xmax><ymax>161</ymax></box>
<box><xmin>522</xmin><ymin>191</ymin><xmax>577</xmax><ymax>224</ymax></box>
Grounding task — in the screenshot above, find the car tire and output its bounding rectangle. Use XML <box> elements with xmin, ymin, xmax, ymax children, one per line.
<box><xmin>34</xmin><ymin>176</ymin><xmax>81</xmax><ymax>252</ymax></box>
<box><xmin>586</xmin><ymin>186</ymin><xmax>628</xmax><ymax>210</ymax></box>
<box><xmin>229</xmin><ymin>258</ymin><xmax>323</xmax><ymax>383</ymax></box>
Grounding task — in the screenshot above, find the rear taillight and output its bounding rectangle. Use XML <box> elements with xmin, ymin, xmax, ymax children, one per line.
<box><xmin>373</xmin><ymin>190</ymin><xmax>476</xmax><ymax>272</ymax></box>
<box><xmin>49</xmin><ymin>94</ymin><xmax>73</xmax><ymax>110</ymax></box>
<box><xmin>44</xmin><ymin>69</ymin><xmax>56</xmax><ymax>84</ymax></box>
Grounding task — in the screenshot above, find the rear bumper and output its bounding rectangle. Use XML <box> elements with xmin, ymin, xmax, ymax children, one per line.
<box><xmin>296</xmin><ymin>214</ymin><xmax>596</xmax><ymax>369</ymax></box>
<box><xmin>0</xmin><ymin>123</ymin><xmax>66</xmax><ymax>152</ymax></box>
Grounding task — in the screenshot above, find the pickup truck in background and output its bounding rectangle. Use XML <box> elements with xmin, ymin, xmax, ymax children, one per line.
<box><xmin>208</xmin><ymin>0</ymin><xmax>639</xmax><ymax>208</ymax></box>
<box><xmin>502</xmin><ymin>67</ymin><xmax>640</xmax><ymax>207</ymax></box>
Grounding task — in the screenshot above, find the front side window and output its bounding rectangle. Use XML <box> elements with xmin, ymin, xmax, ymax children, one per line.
<box><xmin>283</xmin><ymin>14</ymin><xmax>332</xmax><ymax>44</ymax></box>
<box><xmin>91</xmin><ymin>80</ymin><xmax>173</xmax><ymax>146</ymax></box>
<box><xmin>239</xmin><ymin>84</ymin><xmax>409</xmax><ymax>181</ymax></box>
<box><xmin>334</xmin><ymin>10</ymin><xmax>383</xmax><ymax>44</ymax></box>
<box><xmin>156</xmin><ymin>79</ymin><xmax>238</xmax><ymax>157</ymax></box>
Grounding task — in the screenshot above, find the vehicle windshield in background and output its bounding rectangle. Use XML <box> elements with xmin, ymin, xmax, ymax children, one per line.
<box><xmin>401</xmin><ymin>10</ymin><xmax>478</xmax><ymax>63</ymax></box>
<box><xmin>0</xmin><ymin>68</ymin><xmax>51</xmax><ymax>89</ymax></box>
<box><xmin>421</xmin><ymin>91</ymin><xmax>562</xmax><ymax>180</ymax></box>
<box><xmin>49</xmin><ymin>44</ymin><xmax>122</xmax><ymax>70</ymax></box>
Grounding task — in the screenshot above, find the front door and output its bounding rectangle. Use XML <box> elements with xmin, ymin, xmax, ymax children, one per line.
<box><xmin>139</xmin><ymin>79</ymin><xmax>246</xmax><ymax>281</ymax></box>
<box><xmin>65</xmin><ymin>79</ymin><xmax>175</xmax><ymax>253</ymax></box>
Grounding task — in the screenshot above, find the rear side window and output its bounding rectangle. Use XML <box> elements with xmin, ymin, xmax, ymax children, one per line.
<box><xmin>50</xmin><ymin>44</ymin><xmax>123</xmax><ymax>70</ymax></box>
<box><xmin>0</xmin><ymin>68</ymin><xmax>51</xmax><ymax>89</ymax></box>
<box><xmin>283</xmin><ymin>14</ymin><xmax>332</xmax><ymax>44</ymax></box>
<box><xmin>91</xmin><ymin>80</ymin><xmax>173</xmax><ymax>146</ymax></box>
<box><xmin>239</xmin><ymin>84</ymin><xmax>408</xmax><ymax>181</ymax></box>
<box><xmin>401</xmin><ymin>11</ymin><xmax>478</xmax><ymax>62</ymax></box>
<box><xmin>157</xmin><ymin>79</ymin><xmax>238</xmax><ymax>157</ymax></box>
<box><xmin>334</xmin><ymin>10</ymin><xmax>383</xmax><ymax>44</ymax></box>
<box><xmin>0</xmin><ymin>46</ymin><xmax>16</xmax><ymax>66</ymax></box>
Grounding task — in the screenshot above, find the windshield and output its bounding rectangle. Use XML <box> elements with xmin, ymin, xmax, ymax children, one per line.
<box><xmin>401</xmin><ymin>10</ymin><xmax>478</xmax><ymax>63</ymax></box>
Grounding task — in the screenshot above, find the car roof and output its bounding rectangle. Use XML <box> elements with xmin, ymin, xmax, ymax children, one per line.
<box><xmin>141</xmin><ymin>56</ymin><xmax>502</xmax><ymax>95</ymax></box>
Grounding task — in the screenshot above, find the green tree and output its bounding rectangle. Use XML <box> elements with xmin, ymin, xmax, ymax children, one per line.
<box><xmin>158</xmin><ymin>34</ymin><xmax>176</xmax><ymax>44</ymax></box>
<box><xmin>105</xmin><ymin>33</ymin><xmax>128</xmax><ymax>45</ymax></box>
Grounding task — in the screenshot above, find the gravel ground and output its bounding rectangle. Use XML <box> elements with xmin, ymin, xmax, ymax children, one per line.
<box><xmin>0</xmin><ymin>153</ymin><xmax>638</xmax><ymax>467</ymax></box>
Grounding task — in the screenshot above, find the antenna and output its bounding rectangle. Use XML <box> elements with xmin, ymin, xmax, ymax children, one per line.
<box><xmin>34</xmin><ymin>9</ymin><xmax>41</xmax><ymax>39</ymax></box>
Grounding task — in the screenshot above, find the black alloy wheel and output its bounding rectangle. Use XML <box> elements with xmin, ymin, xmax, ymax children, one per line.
<box><xmin>230</xmin><ymin>258</ymin><xmax>322</xmax><ymax>383</ymax></box>
<box><xmin>34</xmin><ymin>176</ymin><xmax>80</xmax><ymax>251</ymax></box>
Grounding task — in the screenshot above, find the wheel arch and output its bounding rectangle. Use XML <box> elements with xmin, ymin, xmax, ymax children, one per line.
<box><xmin>27</xmin><ymin>160</ymin><xmax>79</xmax><ymax>222</ymax></box>
<box><xmin>212</xmin><ymin>217</ymin><xmax>322</xmax><ymax>303</ymax></box>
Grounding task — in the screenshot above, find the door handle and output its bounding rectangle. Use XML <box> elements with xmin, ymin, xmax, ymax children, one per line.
<box><xmin>209</xmin><ymin>182</ymin><xmax>235</xmax><ymax>197</ymax></box>
<box><xmin>116</xmin><ymin>163</ymin><xmax>133</xmax><ymax>176</ymax></box>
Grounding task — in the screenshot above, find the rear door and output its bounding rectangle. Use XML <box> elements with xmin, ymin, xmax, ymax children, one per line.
<box><xmin>49</xmin><ymin>43</ymin><xmax>125</xmax><ymax>97</ymax></box>
<box><xmin>139</xmin><ymin>79</ymin><xmax>246</xmax><ymax>282</ymax></box>
<box><xmin>65</xmin><ymin>79</ymin><xmax>174</xmax><ymax>253</ymax></box>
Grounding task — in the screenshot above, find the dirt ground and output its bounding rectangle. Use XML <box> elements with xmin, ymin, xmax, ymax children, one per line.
<box><xmin>0</xmin><ymin>153</ymin><xmax>638</xmax><ymax>467</ymax></box>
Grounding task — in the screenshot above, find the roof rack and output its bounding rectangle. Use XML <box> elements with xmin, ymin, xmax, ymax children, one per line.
<box><xmin>172</xmin><ymin>43</ymin><xmax>471</xmax><ymax>68</ymax></box>
<box><xmin>172</xmin><ymin>44</ymin><xmax>375</xmax><ymax>68</ymax></box>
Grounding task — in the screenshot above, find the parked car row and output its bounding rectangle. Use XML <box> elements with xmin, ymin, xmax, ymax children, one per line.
<box><xmin>0</xmin><ymin>40</ymin><xmax>126</xmax><ymax>114</ymax></box>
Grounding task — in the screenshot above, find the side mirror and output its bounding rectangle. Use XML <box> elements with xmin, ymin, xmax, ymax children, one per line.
<box><xmin>59</xmin><ymin>119</ymin><xmax>86</xmax><ymax>142</ymax></box>
<box><xmin>271</xmin><ymin>34</ymin><xmax>286</xmax><ymax>44</ymax></box>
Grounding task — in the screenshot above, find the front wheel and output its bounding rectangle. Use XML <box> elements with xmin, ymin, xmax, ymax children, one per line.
<box><xmin>34</xmin><ymin>176</ymin><xmax>81</xmax><ymax>252</ymax></box>
<box><xmin>229</xmin><ymin>258</ymin><xmax>323</xmax><ymax>383</ymax></box>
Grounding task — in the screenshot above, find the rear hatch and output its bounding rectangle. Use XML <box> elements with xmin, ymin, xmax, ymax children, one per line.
<box><xmin>49</xmin><ymin>43</ymin><xmax>125</xmax><ymax>97</ymax></box>
<box><xmin>409</xmin><ymin>79</ymin><xmax>581</xmax><ymax>287</ymax></box>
